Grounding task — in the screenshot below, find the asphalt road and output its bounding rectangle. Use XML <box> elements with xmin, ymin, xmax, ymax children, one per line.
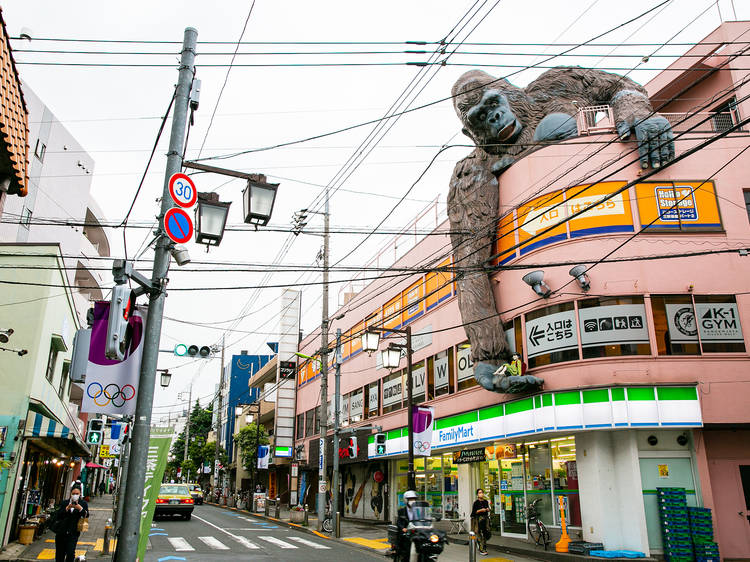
<box><xmin>144</xmin><ymin>503</ymin><xmax>382</xmax><ymax>562</ymax></box>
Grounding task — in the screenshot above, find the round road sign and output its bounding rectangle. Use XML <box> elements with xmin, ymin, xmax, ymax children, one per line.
<box><xmin>168</xmin><ymin>173</ymin><xmax>197</xmax><ymax>208</ymax></box>
<box><xmin>164</xmin><ymin>208</ymin><xmax>193</xmax><ymax>244</ymax></box>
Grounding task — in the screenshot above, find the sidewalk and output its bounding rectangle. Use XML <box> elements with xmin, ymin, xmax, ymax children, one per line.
<box><xmin>0</xmin><ymin>494</ymin><xmax>116</xmax><ymax>561</ymax></box>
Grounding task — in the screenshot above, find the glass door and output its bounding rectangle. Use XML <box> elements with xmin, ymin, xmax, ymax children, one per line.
<box><xmin>500</xmin><ymin>446</ymin><xmax>527</xmax><ymax>537</ymax></box>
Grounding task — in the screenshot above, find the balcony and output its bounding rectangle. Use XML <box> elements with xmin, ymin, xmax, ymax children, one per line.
<box><xmin>82</xmin><ymin>207</ymin><xmax>110</xmax><ymax>257</ymax></box>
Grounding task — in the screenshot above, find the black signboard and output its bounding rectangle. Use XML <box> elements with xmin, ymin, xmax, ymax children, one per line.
<box><xmin>279</xmin><ymin>360</ymin><xmax>296</xmax><ymax>378</ymax></box>
<box><xmin>307</xmin><ymin>428</ymin><xmax>370</xmax><ymax>466</ymax></box>
<box><xmin>452</xmin><ymin>448</ymin><xmax>486</xmax><ymax>464</ymax></box>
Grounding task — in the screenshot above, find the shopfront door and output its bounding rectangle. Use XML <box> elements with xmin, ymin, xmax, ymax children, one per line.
<box><xmin>709</xmin><ymin>461</ymin><xmax>750</xmax><ymax>559</ymax></box>
<box><xmin>499</xmin><ymin>456</ymin><xmax>527</xmax><ymax>537</ymax></box>
<box><xmin>639</xmin><ymin>457</ymin><xmax>698</xmax><ymax>551</ymax></box>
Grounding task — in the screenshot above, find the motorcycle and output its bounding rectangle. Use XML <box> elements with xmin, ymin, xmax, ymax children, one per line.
<box><xmin>388</xmin><ymin>505</ymin><xmax>448</xmax><ymax>562</ymax></box>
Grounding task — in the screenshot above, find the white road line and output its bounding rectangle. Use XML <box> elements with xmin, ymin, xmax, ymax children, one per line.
<box><xmin>192</xmin><ymin>513</ymin><xmax>262</xmax><ymax>550</ymax></box>
<box><xmin>198</xmin><ymin>536</ymin><xmax>230</xmax><ymax>550</ymax></box>
<box><xmin>287</xmin><ymin>536</ymin><xmax>331</xmax><ymax>549</ymax></box>
<box><xmin>258</xmin><ymin>535</ymin><xmax>298</xmax><ymax>549</ymax></box>
<box><xmin>167</xmin><ymin>537</ymin><xmax>195</xmax><ymax>551</ymax></box>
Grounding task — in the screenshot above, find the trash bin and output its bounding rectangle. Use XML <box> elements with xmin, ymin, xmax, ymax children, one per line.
<box><xmin>18</xmin><ymin>524</ymin><xmax>37</xmax><ymax>545</ymax></box>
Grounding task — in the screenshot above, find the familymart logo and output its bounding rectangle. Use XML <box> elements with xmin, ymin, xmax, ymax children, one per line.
<box><xmin>438</xmin><ymin>424</ymin><xmax>475</xmax><ymax>443</ymax></box>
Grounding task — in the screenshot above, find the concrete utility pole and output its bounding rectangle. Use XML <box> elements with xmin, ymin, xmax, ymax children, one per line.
<box><xmin>332</xmin><ymin>329</ymin><xmax>341</xmax><ymax>536</ymax></box>
<box><xmin>317</xmin><ymin>192</ymin><xmax>330</xmax><ymax>531</ymax></box>
<box><xmin>215</xmin><ymin>335</ymin><xmax>225</xmax><ymax>491</ymax></box>
<box><xmin>183</xmin><ymin>384</ymin><xmax>193</xmax><ymax>462</ymax></box>
<box><xmin>114</xmin><ymin>27</ymin><xmax>197</xmax><ymax>562</ymax></box>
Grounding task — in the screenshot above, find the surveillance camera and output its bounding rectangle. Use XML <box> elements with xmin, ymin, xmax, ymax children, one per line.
<box><xmin>169</xmin><ymin>244</ymin><xmax>191</xmax><ymax>266</ymax></box>
<box><xmin>17</xmin><ymin>349</ymin><xmax>28</xmax><ymax>357</ymax></box>
<box><xmin>676</xmin><ymin>433</ymin><xmax>688</xmax><ymax>446</ymax></box>
<box><xmin>190</xmin><ymin>79</ymin><xmax>201</xmax><ymax>111</ymax></box>
<box><xmin>647</xmin><ymin>435</ymin><xmax>658</xmax><ymax>446</ymax></box>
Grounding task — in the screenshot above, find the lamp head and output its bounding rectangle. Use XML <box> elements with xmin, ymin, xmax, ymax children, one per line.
<box><xmin>521</xmin><ymin>271</ymin><xmax>551</xmax><ymax>298</ymax></box>
<box><xmin>568</xmin><ymin>265</ymin><xmax>591</xmax><ymax>291</ymax></box>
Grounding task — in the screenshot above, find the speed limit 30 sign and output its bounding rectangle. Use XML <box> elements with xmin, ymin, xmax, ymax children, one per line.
<box><xmin>168</xmin><ymin>173</ymin><xmax>197</xmax><ymax>208</ymax></box>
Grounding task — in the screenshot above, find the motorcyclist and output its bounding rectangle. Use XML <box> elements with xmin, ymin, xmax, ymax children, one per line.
<box><xmin>395</xmin><ymin>490</ymin><xmax>419</xmax><ymax>561</ymax></box>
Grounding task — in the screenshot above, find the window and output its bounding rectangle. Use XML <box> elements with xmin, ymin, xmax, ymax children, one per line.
<box><xmin>314</xmin><ymin>407</ymin><xmax>320</xmax><ymax>435</ymax></box>
<box><xmin>651</xmin><ymin>295</ymin><xmax>700</xmax><ymax>355</ymax></box>
<box><xmin>694</xmin><ymin>295</ymin><xmax>746</xmax><ymax>353</ymax></box>
<box><xmin>456</xmin><ymin>342</ymin><xmax>477</xmax><ymax>391</ymax></box>
<box><xmin>382</xmin><ymin>370</ymin><xmax>404</xmax><ymax>414</ymax></box>
<box><xmin>296</xmin><ymin>413</ymin><xmax>304</xmax><ymax>439</ymax></box>
<box><xmin>504</xmin><ymin>318</ymin><xmax>523</xmax><ymax>356</ymax></box>
<box><xmin>304</xmin><ymin>409</ymin><xmax>315</xmax><ymax>437</ymax></box>
<box><xmin>21</xmin><ymin>208</ymin><xmax>32</xmax><ymax>229</ymax></box>
<box><xmin>365</xmin><ymin>381</ymin><xmax>379</xmax><ymax>419</ymax></box>
<box><xmin>712</xmin><ymin>96</ymin><xmax>740</xmax><ymax>133</ymax></box>
<box><xmin>58</xmin><ymin>361</ymin><xmax>71</xmax><ymax>398</ymax></box>
<box><xmin>349</xmin><ymin>388</ymin><xmax>364</xmax><ymax>423</ymax></box>
<box><xmin>744</xmin><ymin>190</ymin><xmax>750</xmax><ymax>223</ymax></box>
<box><xmin>578</xmin><ymin>296</ymin><xmax>651</xmax><ymax>359</ymax></box>
<box><xmin>411</xmin><ymin>360</ymin><xmax>426</xmax><ymax>404</ymax></box>
<box><xmin>45</xmin><ymin>342</ymin><xmax>59</xmax><ymax>382</ymax></box>
<box><xmin>429</xmin><ymin>349</ymin><xmax>454</xmax><ymax>398</ymax></box>
<box><xmin>525</xmin><ymin>302</ymin><xmax>579</xmax><ymax>368</ymax></box>
<box><xmin>34</xmin><ymin>139</ymin><xmax>46</xmax><ymax>161</ymax></box>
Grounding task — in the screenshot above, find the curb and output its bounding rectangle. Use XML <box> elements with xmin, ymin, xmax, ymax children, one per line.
<box><xmin>205</xmin><ymin>501</ymin><xmax>388</xmax><ymax>556</ymax></box>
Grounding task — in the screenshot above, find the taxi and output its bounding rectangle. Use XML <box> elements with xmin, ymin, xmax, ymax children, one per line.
<box><xmin>155</xmin><ymin>483</ymin><xmax>194</xmax><ymax>520</ymax></box>
<box><xmin>187</xmin><ymin>483</ymin><xmax>203</xmax><ymax>505</ymax></box>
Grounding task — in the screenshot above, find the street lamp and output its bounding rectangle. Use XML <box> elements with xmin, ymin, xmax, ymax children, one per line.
<box><xmin>158</xmin><ymin>369</ymin><xmax>171</xmax><ymax>388</ymax></box>
<box><xmin>361</xmin><ymin>331</ymin><xmax>380</xmax><ymax>354</ymax></box>
<box><xmin>195</xmin><ymin>192</ymin><xmax>231</xmax><ymax>248</ymax></box>
<box><xmin>381</xmin><ymin>345</ymin><xmax>402</xmax><ymax>369</ymax></box>
<box><xmin>243</xmin><ymin>179</ymin><xmax>279</xmax><ymax>226</ymax></box>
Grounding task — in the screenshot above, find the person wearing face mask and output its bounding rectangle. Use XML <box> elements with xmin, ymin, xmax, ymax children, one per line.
<box><xmin>471</xmin><ymin>488</ymin><xmax>491</xmax><ymax>555</ymax></box>
<box><xmin>393</xmin><ymin>490</ymin><xmax>419</xmax><ymax>562</ymax></box>
<box><xmin>52</xmin><ymin>484</ymin><xmax>89</xmax><ymax>562</ymax></box>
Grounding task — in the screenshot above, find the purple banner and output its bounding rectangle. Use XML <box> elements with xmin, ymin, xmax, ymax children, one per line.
<box><xmin>412</xmin><ymin>406</ymin><xmax>434</xmax><ymax>457</ymax></box>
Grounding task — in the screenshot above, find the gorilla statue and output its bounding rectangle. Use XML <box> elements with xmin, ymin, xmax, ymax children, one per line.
<box><xmin>447</xmin><ymin>67</ymin><xmax>675</xmax><ymax>394</ymax></box>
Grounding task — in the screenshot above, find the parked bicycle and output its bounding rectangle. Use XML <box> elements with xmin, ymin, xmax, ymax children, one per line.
<box><xmin>526</xmin><ymin>498</ymin><xmax>550</xmax><ymax>550</ymax></box>
<box><xmin>321</xmin><ymin>499</ymin><xmax>334</xmax><ymax>533</ymax></box>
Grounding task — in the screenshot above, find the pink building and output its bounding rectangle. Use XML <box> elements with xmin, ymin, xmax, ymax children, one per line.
<box><xmin>293</xmin><ymin>21</ymin><xmax>750</xmax><ymax>559</ymax></box>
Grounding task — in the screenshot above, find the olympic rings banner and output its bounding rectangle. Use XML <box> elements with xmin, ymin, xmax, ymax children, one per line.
<box><xmin>81</xmin><ymin>301</ymin><xmax>146</xmax><ymax>416</ymax></box>
<box><xmin>412</xmin><ymin>406</ymin><xmax>434</xmax><ymax>457</ymax></box>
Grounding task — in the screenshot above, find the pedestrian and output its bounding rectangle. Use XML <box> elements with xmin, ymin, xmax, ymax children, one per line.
<box><xmin>471</xmin><ymin>488</ymin><xmax>491</xmax><ymax>555</ymax></box>
<box><xmin>98</xmin><ymin>481</ymin><xmax>105</xmax><ymax>497</ymax></box>
<box><xmin>51</xmin><ymin>484</ymin><xmax>89</xmax><ymax>562</ymax></box>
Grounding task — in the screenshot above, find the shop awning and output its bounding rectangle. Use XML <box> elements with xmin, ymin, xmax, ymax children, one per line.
<box><xmin>85</xmin><ymin>462</ymin><xmax>106</xmax><ymax>469</ymax></box>
<box><xmin>24</xmin><ymin>411</ymin><xmax>90</xmax><ymax>457</ymax></box>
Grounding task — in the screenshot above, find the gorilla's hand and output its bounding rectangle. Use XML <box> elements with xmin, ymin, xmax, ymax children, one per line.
<box><xmin>616</xmin><ymin>115</ymin><xmax>675</xmax><ymax>169</ymax></box>
<box><xmin>491</xmin><ymin>156</ymin><xmax>515</xmax><ymax>177</ymax></box>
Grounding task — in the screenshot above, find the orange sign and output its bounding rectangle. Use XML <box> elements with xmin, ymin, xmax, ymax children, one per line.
<box><xmin>425</xmin><ymin>258</ymin><xmax>453</xmax><ymax>312</ymax></box>
<box><xmin>517</xmin><ymin>190</ymin><xmax>567</xmax><ymax>255</ymax></box>
<box><xmin>401</xmin><ymin>279</ymin><xmax>424</xmax><ymax>325</ymax></box>
<box><xmin>493</xmin><ymin>212</ymin><xmax>517</xmax><ymax>265</ymax></box>
<box><xmin>382</xmin><ymin>294</ymin><xmax>402</xmax><ymax>332</ymax></box>
<box><xmin>635</xmin><ymin>180</ymin><xmax>722</xmax><ymax>231</ymax></box>
<box><xmin>566</xmin><ymin>181</ymin><xmax>634</xmax><ymax>237</ymax></box>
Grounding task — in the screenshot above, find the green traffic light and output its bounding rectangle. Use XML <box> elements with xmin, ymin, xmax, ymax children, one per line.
<box><xmin>376</xmin><ymin>445</ymin><xmax>386</xmax><ymax>454</ymax></box>
<box><xmin>174</xmin><ymin>344</ymin><xmax>188</xmax><ymax>356</ymax></box>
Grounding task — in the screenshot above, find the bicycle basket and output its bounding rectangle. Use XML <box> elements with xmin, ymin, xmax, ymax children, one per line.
<box><xmin>526</xmin><ymin>504</ymin><xmax>540</xmax><ymax>519</ymax></box>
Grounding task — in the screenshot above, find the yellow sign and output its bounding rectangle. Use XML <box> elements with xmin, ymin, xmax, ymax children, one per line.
<box><xmin>517</xmin><ymin>190</ymin><xmax>567</xmax><ymax>255</ymax></box>
<box><xmin>425</xmin><ymin>258</ymin><xmax>453</xmax><ymax>311</ymax></box>
<box><xmin>635</xmin><ymin>181</ymin><xmax>722</xmax><ymax>231</ymax></box>
<box><xmin>492</xmin><ymin>212</ymin><xmax>517</xmax><ymax>265</ymax></box>
<box><xmin>658</xmin><ymin>464</ymin><xmax>670</xmax><ymax>478</ymax></box>
<box><xmin>566</xmin><ymin>181</ymin><xmax>633</xmax><ymax>237</ymax></box>
<box><xmin>401</xmin><ymin>279</ymin><xmax>425</xmax><ymax>325</ymax></box>
<box><xmin>99</xmin><ymin>445</ymin><xmax>115</xmax><ymax>459</ymax></box>
<box><xmin>382</xmin><ymin>295</ymin><xmax>402</xmax><ymax>332</ymax></box>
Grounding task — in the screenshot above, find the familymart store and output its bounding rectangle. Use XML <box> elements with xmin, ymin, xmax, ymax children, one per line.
<box><xmin>368</xmin><ymin>386</ymin><xmax>704</xmax><ymax>551</ymax></box>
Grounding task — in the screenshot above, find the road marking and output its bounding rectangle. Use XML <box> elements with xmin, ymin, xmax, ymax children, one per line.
<box><xmin>287</xmin><ymin>536</ymin><xmax>330</xmax><ymax>549</ymax></box>
<box><xmin>167</xmin><ymin>537</ymin><xmax>195</xmax><ymax>551</ymax></box>
<box><xmin>233</xmin><ymin>536</ymin><xmax>260</xmax><ymax>550</ymax></box>
<box><xmin>198</xmin><ymin>536</ymin><xmax>229</xmax><ymax>550</ymax></box>
<box><xmin>343</xmin><ymin>537</ymin><xmax>393</xmax><ymax>550</ymax></box>
<box><xmin>38</xmin><ymin>549</ymin><xmax>86</xmax><ymax>560</ymax></box>
<box><xmin>258</xmin><ymin>535</ymin><xmax>297</xmax><ymax>549</ymax></box>
<box><xmin>192</xmin><ymin>513</ymin><xmax>263</xmax><ymax>550</ymax></box>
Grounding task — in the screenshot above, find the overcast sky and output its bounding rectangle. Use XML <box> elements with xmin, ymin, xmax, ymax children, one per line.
<box><xmin>5</xmin><ymin>0</ymin><xmax>747</xmax><ymax>420</ymax></box>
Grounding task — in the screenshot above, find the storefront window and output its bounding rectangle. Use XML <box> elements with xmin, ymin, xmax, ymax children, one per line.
<box><xmin>382</xmin><ymin>371</ymin><xmax>404</xmax><ymax>414</ymax></box>
<box><xmin>578</xmin><ymin>296</ymin><xmax>651</xmax><ymax>359</ymax></box>
<box><xmin>694</xmin><ymin>295</ymin><xmax>746</xmax><ymax>353</ymax></box>
<box><xmin>456</xmin><ymin>343</ymin><xmax>477</xmax><ymax>391</ymax></box>
<box><xmin>651</xmin><ymin>295</ymin><xmax>700</xmax><ymax>355</ymax></box>
<box><xmin>430</xmin><ymin>350</ymin><xmax>454</xmax><ymax>398</ymax></box>
<box><xmin>499</xmin><ymin>446</ymin><xmax>526</xmax><ymax>535</ymax></box>
<box><xmin>526</xmin><ymin>441</ymin><xmax>553</xmax><ymax>529</ymax></box>
<box><xmin>550</xmin><ymin>436</ymin><xmax>581</xmax><ymax>527</ymax></box>
<box><xmin>442</xmin><ymin>453</ymin><xmax>459</xmax><ymax>518</ymax></box>
<box><xmin>525</xmin><ymin>303</ymin><xmax>579</xmax><ymax>368</ymax></box>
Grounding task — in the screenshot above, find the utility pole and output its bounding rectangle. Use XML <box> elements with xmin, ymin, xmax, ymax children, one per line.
<box><xmin>332</xmin><ymin>329</ymin><xmax>342</xmax><ymax>537</ymax></box>
<box><xmin>215</xmin><ymin>335</ymin><xmax>225</xmax><ymax>493</ymax></box>
<box><xmin>183</xmin><ymin>384</ymin><xmax>193</xmax><ymax>462</ymax></box>
<box><xmin>317</xmin><ymin>191</ymin><xmax>330</xmax><ymax>531</ymax></box>
<box><xmin>114</xmin><ymin>27</ymin><xmax>197</xmax><ymax>562</ymax></box>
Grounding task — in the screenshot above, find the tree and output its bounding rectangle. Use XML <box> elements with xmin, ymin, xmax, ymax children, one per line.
<box><xmin>168</xmin><ymin>401</ymin><xmax>217</xmax><ymax>484</ymax></box>
<box><xmin>234</xmin><ymin>423</ymin><xmax>269</xmax><ymax>475</ymax></box>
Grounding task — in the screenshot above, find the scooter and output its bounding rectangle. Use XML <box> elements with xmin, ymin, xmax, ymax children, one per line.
<box><xmin>388</xmin><ymin>505</ymin><xmax>448</xmax><ymax>562</ymax></box>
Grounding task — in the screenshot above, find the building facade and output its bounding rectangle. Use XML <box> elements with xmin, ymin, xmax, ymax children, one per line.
<box><xmin>294</xmin><ymin>21</ymin><xmax>750</xmax><ymax>558</ymax></box>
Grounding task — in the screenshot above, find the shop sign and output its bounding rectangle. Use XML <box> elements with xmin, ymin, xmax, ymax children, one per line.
<box><xmin>411</xmin><ymin>325</ymin><xmax>433</xmax><ymax>352</ymax></box>
<box><xmin>456</xmin><ymin>345</ymin><xmax>474</xmax><ymax>382</ymax></box>
<box><xmin>486</xmin><ymin>443</ymin><xmax>517</xmax><ymax>459</ymax></box>
<box><xmin>665</xmin><ymin>303</ymin><xmax>698</xmax><ymax>344</ymax></box>
<box><xmin>526</xmin><ymin>309</ymin><xmax>578</xmax><ymax>358</ymax></box>
<box><xmin>695</xmin><ymin>302</ymin><xmax>743</xmax><ymax>343</ymax></box>
<box><xmin>452</xmin><ymin>448</ymin><xmax>486</xmax><ymax>463</ymax></box>
<box><xmin>368</xmin><ymin>384</ymin><xmax>379</xmax><ymax>413</ymax></box>
<box><xmin>350</xmin><ymin>390</ymin><xmax>364</xmax><ymax>421</ymax></box>
<box><xmin>436</xmin><ymin>420</ymin><xmax>478</xmax><ymax>447</ymax></box>
<box><xmin>434</xmin><ymin>354</ymin><xmax>449</xmax><ymax>390</ymax></box>
<box><xmin>578</xmin><ymin>303</ymin><xmax>649</xmax><ymax>348</ymax></box>
<box><xmin>412</xmin><ymin>364</ymin><xmax>426</xmax><ymax>398</ymax></box>
<box><xmin>383</xmin><ymin>375</ymin><xmax>403</xmax><ymax>407</ymax></box>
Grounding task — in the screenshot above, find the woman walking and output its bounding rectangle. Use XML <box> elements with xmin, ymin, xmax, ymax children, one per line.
<box><xmin>471</xmin><ymin>488</ymin><xmax>491</xmax><ymax>555</ymax></box>
<box><xmin>53</xmin><ymin>484</ymin><xmax>89</xmax><ymax>562</ymax></box>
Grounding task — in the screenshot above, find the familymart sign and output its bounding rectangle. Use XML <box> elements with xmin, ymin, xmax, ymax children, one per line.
<box><xmin>367</xmin><ymin>386</ymin><xmax>701</xmax><ymax>458</ymax></box>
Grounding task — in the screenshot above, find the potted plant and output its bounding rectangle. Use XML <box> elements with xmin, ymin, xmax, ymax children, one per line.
<box><xmin>289</xmin><ymin>505</ymin><xmax>305</xmax><ymax>523</ymax></box>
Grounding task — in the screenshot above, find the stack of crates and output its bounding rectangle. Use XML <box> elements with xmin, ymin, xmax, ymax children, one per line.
<box><xmin>656</xmin><ymin>488</ymin><xmax>692</xmax><ymax>562</ymax></box>
<box><xmin>688</xmin><ymin>507</ymin><xmax>719</xmax><ymax>562</ymax></box>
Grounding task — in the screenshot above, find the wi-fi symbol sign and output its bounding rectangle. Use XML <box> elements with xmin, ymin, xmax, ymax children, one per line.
<box><xmin>584</xmin><ymin>319</ymin><xmax>598</xmax><ymax>332</ymax></box>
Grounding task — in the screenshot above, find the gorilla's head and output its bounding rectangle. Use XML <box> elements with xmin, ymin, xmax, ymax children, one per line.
<box><xmin>452</xmin><ymin>70</ymin><xmax>533</xmax><ymax>155</ymax></box>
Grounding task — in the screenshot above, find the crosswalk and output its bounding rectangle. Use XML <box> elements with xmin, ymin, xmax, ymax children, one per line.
<box><xmin>152</xmin><ymin>533</ymin><xmax>331</xmax><ymax>552</ymax></box>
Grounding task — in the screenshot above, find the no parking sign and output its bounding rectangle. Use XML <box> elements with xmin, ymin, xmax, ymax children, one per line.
<box><xmin>164</xmin><ymin>208</ymin><xmax>193</xmax><ymax>244</ymax></box>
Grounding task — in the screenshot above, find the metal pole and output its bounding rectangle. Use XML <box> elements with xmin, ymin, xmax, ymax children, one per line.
<box><xmin>332</xmin><ymin>329</ymin><xmax>341</xmax><ymax>537</ymax></box>
<box><xmin>114</xmin><ymin>27</ymin><xmax>197</xmax><ymax>562</ymax></box>
<box><xmin>113</xmin><ymin>427</ymin><xmax>130</xmax><ymax>535</ymax></box>
<box><xmin>317</xmin><ymin>193</ymin><xmax>330</xmax><ymax>530</ymax></box>
<box><xmin>469</xmin><ymin>531</ymin><xmax>477</xmax><ymax>562</ymax></box>
<box><xmin>253</xmin><ymin>403</ymin><xmax>260</xmax><ymax>493</ymax></box>
<box><xmin>184</xmin><ymin>383</ymin><xmax>193</xmax><ymax>462</ymax></box>
<box><xmin>406</xmin><ymin>326</ymin><xmax>416</xmax><ymax>491</ymax></box>
<box><xmin>215</xmin><ymin>336</ymin><xmax>225</xmax><ymax>493</ymax></box>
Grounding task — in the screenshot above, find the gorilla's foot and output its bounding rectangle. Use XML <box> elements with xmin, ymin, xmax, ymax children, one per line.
<box><xmin>473</xmin><ymin>361</ymin><xmax>497</xmax><ymax>392</ymax></box>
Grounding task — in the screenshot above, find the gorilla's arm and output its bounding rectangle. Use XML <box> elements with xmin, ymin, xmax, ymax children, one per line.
<box><xmin>526</xmin><ymin>67</ymin><xmax>674</xmax><ymax>168</ymax></box>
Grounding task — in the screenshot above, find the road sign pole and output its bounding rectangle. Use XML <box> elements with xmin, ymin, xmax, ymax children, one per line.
<box><xmin>332</xmin><ymin>329</ymin><xmax>341</xmax><ymax>537</ymax></box>
<box><xmin>114</xmin><ymin>27</ymin><xmax>197</xmax><ymax>562</ymax></box>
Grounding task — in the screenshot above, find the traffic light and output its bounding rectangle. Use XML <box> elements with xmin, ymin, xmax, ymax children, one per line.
<box><xmin>347</xmin><ymin>436</ymin><xmax>358</xmax><ymax>458</ymax></box>
<box><xmin>106</xmin><ymin>285</ymin><xmax>135</xmax><ymax>360</ymax></box>
<box><xmin>86</xmin><ymin>419</ymin><xmax>104</xmax><ymax>445</ymax></box>
<box><xmin>173</xmin><ymin>344</ymin><xmax>212</xmax><ymax>358</ymax></box>
<box><xmin>375</xmin><ymin>433</ymin><xmax>386</xmax><ymax>455</ymax></box>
